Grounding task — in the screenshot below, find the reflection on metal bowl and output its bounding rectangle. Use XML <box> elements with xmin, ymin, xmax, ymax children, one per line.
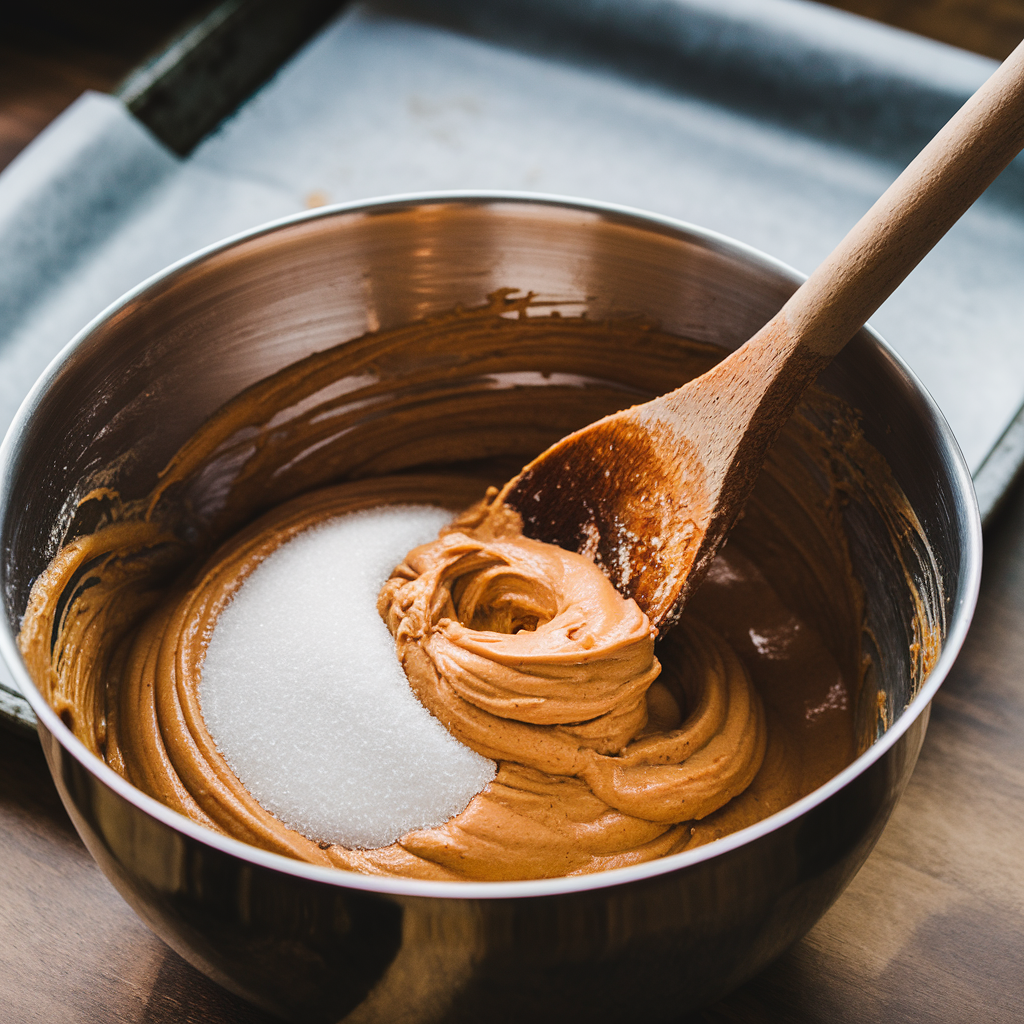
<box><xmin>0</xmin><ymin>194</ymin><xmax>980</xmax><ymax>1022</ymax></box>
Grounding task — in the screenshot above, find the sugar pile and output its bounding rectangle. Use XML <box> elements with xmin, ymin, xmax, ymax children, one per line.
<box><xmin>199</xmin><ymin>505</ymin><xmax>496</xmax><ymax>849</ymax></box>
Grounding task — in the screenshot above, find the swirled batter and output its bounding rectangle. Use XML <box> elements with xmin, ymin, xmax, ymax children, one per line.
<box><xmin>16</xmin><ymin>472</ymin><xmax>848</xmax><ymax>880</ymax></box>
<box><xmin>17</xmin><ymin>293</ymin><xmax>942</xmax><ymax>881</ymax></box>
<box><xmin>380</xmin><ymin>497</ymin><xmax>765</xmax><ymax>826</ymax></box>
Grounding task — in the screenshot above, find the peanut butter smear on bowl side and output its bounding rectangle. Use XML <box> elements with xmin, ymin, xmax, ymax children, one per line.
<box><xmin>16</xmin><ymin>291</ymin><xmax>944</xmax><ymax>882</ymax></box>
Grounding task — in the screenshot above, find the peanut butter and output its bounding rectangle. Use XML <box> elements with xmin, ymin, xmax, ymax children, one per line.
<box><xmin>17</xmin><ymin>292</ymin><xmax>942</xmax><ymax>882</ymax></box>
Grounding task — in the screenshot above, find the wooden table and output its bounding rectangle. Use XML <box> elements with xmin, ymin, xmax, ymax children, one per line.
<box><xmin>3</xmin><ymin>4</ymin><xmax>1024</xmax><ymax>1021</ymax></box>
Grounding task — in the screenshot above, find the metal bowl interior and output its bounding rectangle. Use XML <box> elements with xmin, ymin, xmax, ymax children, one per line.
<box><xmin>0</xmin><ymin>194</ymin><xmax>980</xmax><ymax>1023</ymax></box>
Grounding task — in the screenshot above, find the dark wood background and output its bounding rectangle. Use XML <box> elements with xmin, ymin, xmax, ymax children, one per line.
<box><xmin>3</xmin><ymin>3</ymin><xmax>1024</xmax><ymax>1021</ymax></box>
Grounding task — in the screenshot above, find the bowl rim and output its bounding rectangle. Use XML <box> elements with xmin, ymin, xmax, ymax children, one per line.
<box><xmin>0</xmin><ymin>189</ymin><xmax>983</xmax><ymax>902</ymax></box>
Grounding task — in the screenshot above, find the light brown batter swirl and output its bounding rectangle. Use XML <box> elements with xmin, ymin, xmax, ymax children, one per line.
<box><xmin>380</xmin><ymin>499</ymin><xmax>766</xmax><ymax>828</ymax></box>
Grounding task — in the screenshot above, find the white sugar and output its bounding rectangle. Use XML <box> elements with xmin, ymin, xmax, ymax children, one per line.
<box><xmin>199</xmin><ymin>504</ymin><xmax>496</xmax><ymax>849</ymax></box>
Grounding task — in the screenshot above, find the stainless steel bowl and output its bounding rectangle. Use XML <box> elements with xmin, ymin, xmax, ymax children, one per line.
<box><xmin>0</xmin><ymin>194</ymin><xmax>981</xmax><ymax>1023</ymax></box>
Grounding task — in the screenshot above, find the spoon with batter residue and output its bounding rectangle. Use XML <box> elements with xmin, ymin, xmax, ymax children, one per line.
<box><xmin>497</xmin><ymin>38</ymin><xmax>1024</xmax><ymax>631</ymax></box>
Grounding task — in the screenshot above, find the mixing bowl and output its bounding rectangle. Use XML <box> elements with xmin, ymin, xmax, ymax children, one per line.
<box><xmin>0</xmin><ymin>193</ymin><xmax>980</xmax><ymax>1022</ymax></box>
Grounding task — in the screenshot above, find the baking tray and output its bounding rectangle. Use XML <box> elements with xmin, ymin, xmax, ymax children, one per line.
<box><xmin>3</xmin><ymin>0</ymin><xmax>1023</xmax><ymax>733</ymax></box>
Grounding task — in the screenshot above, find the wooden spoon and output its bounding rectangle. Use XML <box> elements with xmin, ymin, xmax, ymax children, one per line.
<box><xmin>498</xmin><ymin>38</ymin><xmax>1024</xmax><ymax>631</ymax></box>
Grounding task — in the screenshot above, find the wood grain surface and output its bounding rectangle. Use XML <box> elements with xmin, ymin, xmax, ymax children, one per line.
<box><xmin>0</xmin><ymin>1</ymin><xmax>210</xmax><ymax>172</ymax></box>
<box><xmin>2</xmin><ymin>2</ymin><xmax>1023</xmax><ymax>1022</ymax></box>
<box><xmin>822</xmin><ymin>0</ymin><xmax>1024</xmax><ymax>58</ymax></box>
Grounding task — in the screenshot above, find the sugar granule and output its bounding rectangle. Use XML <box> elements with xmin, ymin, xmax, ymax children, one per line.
<box><xmin>199</xmin><ymin>505</ymin><xmax>496</xmax><ymax>849</ymax></box>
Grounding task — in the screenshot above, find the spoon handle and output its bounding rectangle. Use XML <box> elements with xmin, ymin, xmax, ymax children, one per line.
<box><xmin>643</xmin><ymin>38</ymin><xmax>1024</xmax><ymax>591</ymax></box>
<box><xmin>665</xmin><ymin>35</ymin><xmax>1024</xmax><ymax>498</ymax></box>
<box><xmin>774</xmin><ymin>34</ymin><xmax>1024</xmax><ymax>365</ymax></box>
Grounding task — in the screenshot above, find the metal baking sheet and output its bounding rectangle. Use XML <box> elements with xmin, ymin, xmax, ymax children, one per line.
<box><xmin>3</xmin><ymin>0</ymin><xmax>1023</xmax><ymax>731</ymax></box>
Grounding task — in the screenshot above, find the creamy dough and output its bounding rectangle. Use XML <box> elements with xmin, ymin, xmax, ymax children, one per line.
<box><xmin>16</xmin><ymin>291</ymin><xmax>941</xmax><ymax>882</ymax></box>
<box><xmin>15</xmin><ymin>472</ymin><xmax>850</xmax><ymax>880</ymax></box>
<box><xmin>379</xmin><ymin>496</ymin><xmax>765</xmax><ymax>843</ymax></box>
